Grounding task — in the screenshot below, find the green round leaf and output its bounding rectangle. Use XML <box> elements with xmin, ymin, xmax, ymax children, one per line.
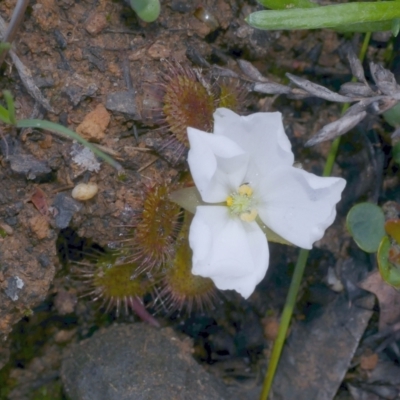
<box><xmin>377</xmin><ymin>236</ymin><xmax>400</xmax><ymax>288</ymax></box>
<box><xmin>346</xmin><ymin>202</ymin><xmax>386</xmax><ymax>253</ymax></box>
<box><xmin>130</xmin><ymin>0</ymin><xmax>160</xmax><ymax>22</ymax></box>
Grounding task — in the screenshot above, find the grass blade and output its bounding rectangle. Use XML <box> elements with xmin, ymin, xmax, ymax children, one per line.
<box><xmin>16</xmin><ymin>119</ymin><xmax>122</xmax><ymax>171</ymax></box>
<box><xmin>247</xmin><ymin>2</ymin><xmax>400</xmax><ymax>31</ymax></box>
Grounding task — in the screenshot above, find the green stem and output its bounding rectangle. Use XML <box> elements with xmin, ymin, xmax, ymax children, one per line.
<box><xmin>323</xmin><ymin>137</ymin><xmax>341</xmax><ymax>177</ymax></box>
<box><xmin>259</xmin><ymin>248</ymin><xmax>309</xmax><ymax>400</ymax></box>
<box><xmin>323</xmin><ymin>31</ymin><xmax>371</xmax><ymax>178</ymax></box>
<box><xmin>259</xmin><ymin>31</ymin><xmax>372</xmax><ymax>400</ymax></box>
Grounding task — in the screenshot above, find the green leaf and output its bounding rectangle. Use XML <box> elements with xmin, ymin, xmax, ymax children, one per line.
<box><xmin>169</xmin><ymin>187</ymin><xmax>206</xmax><ymax>214</ymax></box>
<box><xmin>257</xmin><ymin>0</ymin><xmax>319</xmax><ymax>9</ymax></box>
<box><xmin>3</xmin><ymin>91</ymin><xmax>16</xmax><ymax>125</ymax></box>
<box><xmin>335</xmin><ymin>20</ymin><xmax>393</xmax><ymax>33</ymax></box>
<box><xmin>377</xmin><ymin>236</ymin><xmax>400</xmax><ymax>288</ymax></box>
<box><xmin>16</xmin><ymin>119</ymin><xmax>122</xmax><ymax>171</ymax></box>
<box><xmin>129</xmin><ymin>0</ymin><xmax>160</xmax><ymax>22</ymax></box>
<box><xmin>0</xmin><ymin>104</ymin><xmax>11</xmax><ymax>124</ymax></box>
<box><xmin>247</xmin><ymin>2</ymin><xmax>400</xmax><ymax>31</ymax></box>
<box><xmin>346</xmin><ymin>202</ymin><xmax>386</xmax><ymax>253</ymax></box>
<box><xmin>393</xmin><ymin>142</ymin><xmax>400</xmax><ymax>165</ymax></box>
<box><xmin>392</xmin><ymin>18</ymin><xmax>400</xmax><ymax>36</ymax></box>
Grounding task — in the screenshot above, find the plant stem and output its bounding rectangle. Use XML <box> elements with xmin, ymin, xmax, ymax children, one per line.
<box><xmin>259</xmin><ymin>248</ymin><xmax>309</xmax><ymax>399</ymax></box>
<box><xmin>323</xmin><ymin>31</ymin><xmax>371</xmax><ymax>178</ymax></box>
<box><xmin>0</xmin><ymin>0</ymin><xmax>29</xmax><ymax>67</ymax></box>
<box><xmin>259</xmin><ymin>31</ymin><xmax>372</xmax><ymax>400</ymax></box>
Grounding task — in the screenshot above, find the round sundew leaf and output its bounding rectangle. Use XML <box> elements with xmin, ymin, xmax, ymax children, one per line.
<box><xmin>385</xmin><ymin>219</ymin><xmax>400</xmax><ymax>245</ymax></box>
<box><xmin>129</xmin><ymin>0</ymin><xmax>160</xmax><ymax>22</ymax></box>
<box><xmin>377</xmin><ymin>236</ymin><xmax>400</xmax><ymax>289</ymax></box>
<box><xmin>346</xmin><ymin>202</ymin><xmax>386</xmax><ymax>253</ymax></box>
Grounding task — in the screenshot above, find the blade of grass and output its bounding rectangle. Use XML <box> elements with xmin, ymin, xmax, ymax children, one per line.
<box><xmin>247</xmin><ymin>2</ymin><xmax>400</xmax><ymax>31</ymax></box>
<box><xmin>259</xmin><ymin>248</ymin><xmax>309</xmax><ymax>400</ymax></box>
<box><xmin>0</xmin><ymin>104</ymin><xmax>11</xmax><ymax>124</ymax></box>
<box><xmin>4</xmin><ymin>91</ymin><xmax>16</xmax><ymax>125</ymax></box>
<box><xmin>16</xmin><ymin>119</ymin><xmax>122</xmax><ymax>171</ymax></box>
<box><xmin>259</xmin><ymin>31</ymin><xmax>372</xmax><ymax>400</ymax></box>
<box><xmin>0</xmin><ymin>42</ymin><xmax>11</xmax><ymax>52</ymax></box>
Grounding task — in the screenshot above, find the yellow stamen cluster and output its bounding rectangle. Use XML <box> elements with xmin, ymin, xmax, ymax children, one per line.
<box><xmin>226</xmin><ymin>184</ymin><xmax>258</xmax><ymax>222</ymax></box>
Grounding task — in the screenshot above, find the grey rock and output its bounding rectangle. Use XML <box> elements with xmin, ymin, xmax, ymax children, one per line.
<box><xmin>52</xmin><ymin>193</ymin><xmax>82</xmax><ymax>229</ymax></box>
<box><xmin>271</xmin><ymin>292</ymin><xmax>374</xmax><ymax>400</ymax></box>
<box><xmin>61</xmin><ymin>324</ymin><xmax>228</xmax><ymax>400</ymax></box>
<box><xmin>83</xmin><ymin>47</ymin><xmax>106</xmax><ymax>72</ymax></box>
<box><xmin>106</xmin><ymin>91</ymin><xmax>137</xmax><ymax>117</ymax></box>
<box><xmin>9</xmin><ymin>154</ymin><xmax>52</xmax><ymax>181</ymax></box>
<box><xmin>61</xmin><ymin>73</ymin><xmax>98</xmax><ymax>106</ymax></box>
<box><xmin>4</xmin><ymin>276</ymin><xmax>24</xmax><ymax>301</ymax></box>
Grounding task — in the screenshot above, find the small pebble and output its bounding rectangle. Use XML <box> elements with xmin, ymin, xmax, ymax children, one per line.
<box><xmin>85</xmin><ymin>13</ymin><xmax>108</xmax><ymax>35</ymax></box>
<box><xmin>72</xmin><ymin>183</ymin><xmax>98</xmax><ymax>201</ymax></box>
<box><xmin>76</xmin><ymin>104</ymin><xmax>110</xmax><ymax>142</ymax></box>
<box><xmin>194</xmin><ymin>7</ymin><xmax>219</xmax><ymax>31</ymax></box>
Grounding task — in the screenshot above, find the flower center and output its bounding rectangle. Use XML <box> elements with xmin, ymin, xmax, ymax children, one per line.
<box><xmin>226</xmin><ymin>184</ymin><xmax>258</xmax><ymax>222</ymax></box>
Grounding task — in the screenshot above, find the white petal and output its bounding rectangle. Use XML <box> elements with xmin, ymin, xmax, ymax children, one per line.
<box><xmin>213</xmin><ymin>108</ymin><xmax>294</xmax><ymax>183</ymax></box>
<box><xmin>258</xmin><ymin>167</ymin><xmax>346</xmax><ymax>249</ymax></box>
<box><xmin>187</xmin><ymin>127</ymin><xmax>249</xmax><ymax>203</ymax></box>
<box><xmin>189</xmin><ymin>206</ymin><xmax>269</xmax><ymax>298</ymax></box>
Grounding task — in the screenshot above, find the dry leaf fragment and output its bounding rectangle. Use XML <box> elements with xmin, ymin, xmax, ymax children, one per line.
<box><xmin>370</xmin><ymin>63</ymin><xmax>400</xmax><ymax>97</ymax></box>
<box><xmin>359</xmin><ymin>350</ymin><xmax>379</xmax><ymax>371</ymax></box>
<box><xmin>306</xmin><ymin>111</ymin><xmax>367</xmax><ymax>147</ymax></box>
<box><xmin>286</xmin><ymin>73</ymin><xmax>353</xmax><ymax>103</ymax></box>
<box><xmin>237</xmin><ymin>59</ymin><xmax>269</xmax><ymax>82</ymax></box>
<box><xmin>339</xmin><ymin>82</ymin><xmax>376</xmax><ymax>98</ymax></box>
<box><xmin>30</xmin><ymin>187</ymin><xmax>49</xmax><ymax>216</ymax></box>
<box><xmin>252</xmin><ymin>81</ymin><xmax>293</xmax><ymax>96</ymax></box>
<box><xmin>359</xmin><ymin>271</ymin><xmax>400</xmax><ymax>331</ymax></box>
<box><xmin>345</xmin><ymin>44</ymin><xmax>368</xmax><ymax>85</ymax></box>
<box><xmin>29</xmin><ymin>215</ymin><xmax>49</xmax><ymax>240</ymax></box>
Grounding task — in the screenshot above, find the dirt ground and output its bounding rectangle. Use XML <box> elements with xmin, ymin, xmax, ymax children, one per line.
<box><xmin>0</xmin><ymin>0</ymin><xmax>399</xmax><ymax>399</ymax></box>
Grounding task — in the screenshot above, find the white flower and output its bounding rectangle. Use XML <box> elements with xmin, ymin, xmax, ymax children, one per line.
<box><xmin>186</xmin><ymin>108</ymin><xmax>346</xmax><ymax>299</ymax></box>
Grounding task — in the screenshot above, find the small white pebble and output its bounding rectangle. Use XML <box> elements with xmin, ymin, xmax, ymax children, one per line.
<box><xmin>72</xmin><ymin>183</ymin><xmax>99</xmax><ymax>201</ymax></box>
<box><xmin>15</xmin><ymin>276</ymin><xmax>24</xmax><ymax>289</ymax></box>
